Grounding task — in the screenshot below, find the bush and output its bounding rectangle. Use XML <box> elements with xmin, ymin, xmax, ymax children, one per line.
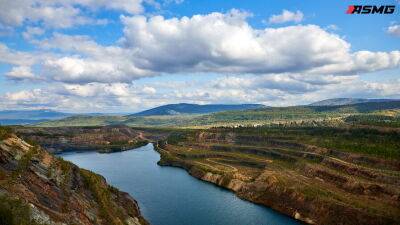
<box><xmin>167</xmin><ymin>132</ymin><xmax>187</xmax><ymax>144</ymax></box>
<box><xmin>80</xmin><ymin>169</ymin><xmax>123</xmax><ymax>225</ymax></box>
<box><xmin>0</xmin><ymin>195</ymin><xmax>41</xmax><ymax>225</ymax></box>
<box><xmin>0</xmin><ymin>126</ymin><xmax>12</xmax><ymax>141</ymax></box>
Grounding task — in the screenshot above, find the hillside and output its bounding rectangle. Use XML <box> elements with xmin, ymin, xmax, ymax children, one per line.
<box><xmin>131</xmin><ymin>103</ymin><xmax>265</xmax><ymax>116</ymax></box>
<box><xmin>309</xmin><ymin>98</ymin><xmax>398</xmax><ymax>106</ymax></box>
<box><xmin>0</xmin><ymin>126</ymin><xmax>148</xmax><ymax>225</ymax></box>
<box><xmin>186</xmin><ymin>100</ymin><xmax>400</xmax><ymax>126</ymax></box>
<box><xmin>35</xmin><ymin>100</ymin><xmax>400</xmax><ymax>128</ymax></box>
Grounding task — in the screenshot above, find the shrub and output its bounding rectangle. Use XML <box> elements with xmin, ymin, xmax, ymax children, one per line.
<box><xmin>0</xmin><ymin>126</ymin><xmax>12</xmax><ymax>141</ymax></box>
<box><xmin>0</xmin><ymin>195</ymin><xmax>41</xmax><ymax>225</ymax></box>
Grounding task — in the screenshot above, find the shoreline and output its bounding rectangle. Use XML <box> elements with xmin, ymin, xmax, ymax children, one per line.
<box><xmin>153</xmin><ymin>142</ymin><xmax>310</xmax><ymax>224</ymax></box>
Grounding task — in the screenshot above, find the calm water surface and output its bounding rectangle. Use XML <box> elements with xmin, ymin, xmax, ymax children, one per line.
<box><xmin>60</xmin><ymin>144</ymin><xmax>300</xmax><ymax>225</ymax></box>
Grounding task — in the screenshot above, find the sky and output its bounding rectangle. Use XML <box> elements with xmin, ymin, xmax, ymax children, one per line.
<box><xmin>0</xmin><ymin>0</ymin><xmax>399</xmax><ymax>113</ymax></box>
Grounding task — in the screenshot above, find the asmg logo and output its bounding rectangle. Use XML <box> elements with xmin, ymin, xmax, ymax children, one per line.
<box><xmin>346</xmin><ymin>5</ymin><xmax>395</xmax><ymax>14</ymax></box>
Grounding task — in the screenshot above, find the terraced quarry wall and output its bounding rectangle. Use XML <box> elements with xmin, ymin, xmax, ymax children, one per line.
<box><xmin>14</xmin><ymin>126</ymin><xmax>167</xmax><ymax>153</ymax></box>
<box><xmin>156</xmin><ymin>126</ymin><xmax>400</xmax><ymax>225</ymax></box>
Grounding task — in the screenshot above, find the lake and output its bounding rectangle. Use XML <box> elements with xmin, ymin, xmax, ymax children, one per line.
<box><xmin>60</xmin><ymin>143</ymin><xmax>300</xmax><ymax>225</ymax></box>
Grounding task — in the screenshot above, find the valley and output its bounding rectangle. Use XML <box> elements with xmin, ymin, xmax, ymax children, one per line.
<box><xmin>1</xmin><ymin>1</ymin><xmax>399</xmax><ymax>224</ymax></box>
<box><xmin>1</xmin><ymin>99</ymin><xmax>400</xmax><ymax>225</ymax></box>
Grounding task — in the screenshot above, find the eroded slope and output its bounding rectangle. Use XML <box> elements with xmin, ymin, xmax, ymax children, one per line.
<box><xmin>156</xmin><ymin>126</ymin><xmax>400</xmax><ymax>225</ymax></box>
<box><xmin>0</xmin><ymin>127</ymin><xmax>148</xmax><ymax>225</ymax></box>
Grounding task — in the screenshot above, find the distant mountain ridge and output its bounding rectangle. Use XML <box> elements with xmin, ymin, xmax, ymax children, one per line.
<box><xmin>0</xmin><ymin>109</ymin><xmax>71</xmax><ymax>125</ymax></box>
<box><xmin>309</xmin><ymin>98</ymin><xmax>399</xmax><ymax>106</ymax></box>
<box><xmin>35</xmin><ymin>100</ymin><xmax>400</xmax><ymax>127</ymax></box>
<box><xmin>131</xmin><ymin>103</ymin><xmax>265</xmax><ymax>116</ymax></box>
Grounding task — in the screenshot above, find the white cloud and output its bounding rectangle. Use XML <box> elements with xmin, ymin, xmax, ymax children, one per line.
<box><xmin>0</xmin><ymin>0</ymin><xmax>145</xmax><ymax>29</ymax></box>
<box><xmin>75</xmin><ymin>0</ymin><xmax>145</xmax><ymax>14</ymax></box>
<box><xmin>43</xmin><ymin>57</ymin><xmax>126</xmax><ymax>83</ymax></box>
<box><xmin>142</xmin><ymin>86</ymin><xmax>157</xmax><ymax>94</ymax></box>
<box><xmin>0</xmin><ymin>0</ymin><xmax>90</xmax><ymax>28</ymax></box>
<box><xmin>2</xmin><ymin>73</ymin><xmax>399</xmax><ymax>112</ymax></box>
<box><xmin>268</xmin><ymin>10</ymin><xmax>304</xmax><ymax>24</ymax></box>
<box><xmin>308</xmin><ymin>51</ymin><xmax>400</xmax><ymax>74</ymax></box>
<box><xmin>120</xmin><ymin>11</ymin><xmax>399</xmax><ymax>77</ymax></box>
<box><xmin>0</xmin><ymin>83</ymin><xmax>144</xmax><ymax>112</ymax></box>
<box><xmin>5</xmin><ymin>66</ymin><xmax>36</xmax><ymax>80</ymax></box>
<box><xmin>213</xmin><ymin>74</ymin><xmax>358</xmax><ymax>95</ymax></box>
<box><xmin>1</xmin><ymin>10</ymin><xmax>400</xmax><ymax>85</ymax></box>
<box><xmin>61</xmin><ymin>83</ymin><xmax>131</xmax><ymax>97</ymax></box>
<box><xmin>0</xmin><ymin>43</ymin><xmax>36</xmax><ymax>66</ymax></box>
<box><xmin>387</xmin><ymin>24</ymin><xmax>400</xmax><ymax>37</ymax></box>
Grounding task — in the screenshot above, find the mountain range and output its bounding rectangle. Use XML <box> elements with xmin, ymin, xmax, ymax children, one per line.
<box><xmin>2</xmin><ymin>98</ymin><xmax>400</xmax><ymax>125</ymax></box>
<box><xmin>0</xmin><ymin>109</ymin><xmax>71</xmax><ymax>125</ymax></box>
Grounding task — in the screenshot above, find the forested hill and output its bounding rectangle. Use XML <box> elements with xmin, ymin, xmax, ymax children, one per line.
<box><xmin>309</xmin><ymin>98</ymin><xmax>399</xmax><ymax>106</ymax></box>
<box><xmin>131</xmin><ymin>103</ymin><xmax>265</xmax><ymax>116</ymax></box>
<box><xmin>35</xmin><ymin>100</ymin><xmax>400</xmax><ymax>127</ymax></box>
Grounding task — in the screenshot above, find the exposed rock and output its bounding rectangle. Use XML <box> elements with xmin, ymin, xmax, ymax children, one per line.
<box><xmin>0</xmin><ymin>133</ymin><xmax>149</xmax><ymax>225</ymax></box>
<box><xmin>14</xmin><ymin>126</ymin><xmax>152</xmax><ymax>153</ymax></box>
<box><xmin>155</xmin><ymin>128</ymin><xmax>400</xmax><ymax>225</ymax></box>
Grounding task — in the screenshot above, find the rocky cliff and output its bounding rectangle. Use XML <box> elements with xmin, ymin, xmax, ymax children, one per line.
<box><xmin>0</xmin><ymin>127</ymin><xmax>148</xmax><ymax>225</ymax></box>
<box><xmin>155</xmin><ymin>127</ymin><xmax>400</xmax><ymax>225</ymax></box>
<box><xmin>15</xmin><ymin>126</ymin><xmax>151</xmax><ymax>153</ymax></box>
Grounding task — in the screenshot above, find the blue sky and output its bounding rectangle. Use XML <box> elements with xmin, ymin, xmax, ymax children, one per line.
<box><xmin>0</xmin><ymin>0</ymin><xmax>399</xmax><ymax>112</ymax></box>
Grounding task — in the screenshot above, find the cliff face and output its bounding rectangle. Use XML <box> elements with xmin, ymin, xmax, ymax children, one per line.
<box><xmin>15</xmin><ymin>126</ymin><xmax>151</xmax><ymax>153</ymax></box>
<box><xmin>155</xmin><ymin>127</ymin><xmax>400</xmax><ymax>225</ymax></box>
<box><xmin>0</xmin><ymin>130</ymin><xmax>148</xmax><ymax>225</ymax></box>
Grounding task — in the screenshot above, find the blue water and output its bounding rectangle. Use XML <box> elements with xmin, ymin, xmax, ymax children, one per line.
<box><xmin>59</xmin><ymin>144</ymin><xmax>300</xmax><ymax>225</ymax></box>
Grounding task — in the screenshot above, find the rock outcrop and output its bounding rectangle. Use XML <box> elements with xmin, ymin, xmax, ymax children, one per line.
<box><xmin>15</xmin><ymin>126</ymin><xmax>151</xmax><ymax>153</ymax></box>
<box><xmin>0</xmin><ymin>129</ymin><xmax>148</xmax><ymax>225</ymax></box>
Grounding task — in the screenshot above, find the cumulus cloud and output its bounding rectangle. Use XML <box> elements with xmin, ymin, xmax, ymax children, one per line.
<box><xmin>213</xmin><ymin>74</ymin><xmax>358</xmax><ymax>95</ymax></box>
<box><xmin>0</xmin><ymin>43</ymin><xmax>36</xmax><ymax>66</ymax></box>
<box><xmin>60</xmin><ymin>83</ymin><xmax>131</xmax><ymax>97</ymax></box>
<box><xmin>1</xmin><ymin>10</ymin><xmax>400</xmax><ymax>85</ymax></box>
<box><xmin>0</xmin><ymin>0</ymin><xmax>145</xmax><ymax>29</ymax></box>
<box><xmin>2</xmin><ymin>73</ymin><xmax>399</xmax><ymax>112</ymax></box>
<box><xmin>189</xmin><ymin>75</ymin><xmax>400</xmax><ymax>106</ymax></box>
<box><xmin>268</xmin><ymin>10</ymin><xmax>304</xmax><ymax>24</ymax></box>
<box><xmin>5</xmin><ymin>66</ymin><xmax>36</xmax><ymax>80</ymax></box>
<box><xmin>0</xmin><ymin>83</ymin><xmax>144</xmax><ymax>112</ymax></box>
<box><xmin>119</xmin><ymin>11</ymin><xmax>399</xmax><ymax>77</ymax></box>
<box><xmin>387</xmin><ymin>24</ymin><xmax>400</xmax><ymax>37</ymax></box>
<box><xmin>29</xmin><ymin>33</ymin><xmax>154</xmax><ymax>83</ymax></box>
